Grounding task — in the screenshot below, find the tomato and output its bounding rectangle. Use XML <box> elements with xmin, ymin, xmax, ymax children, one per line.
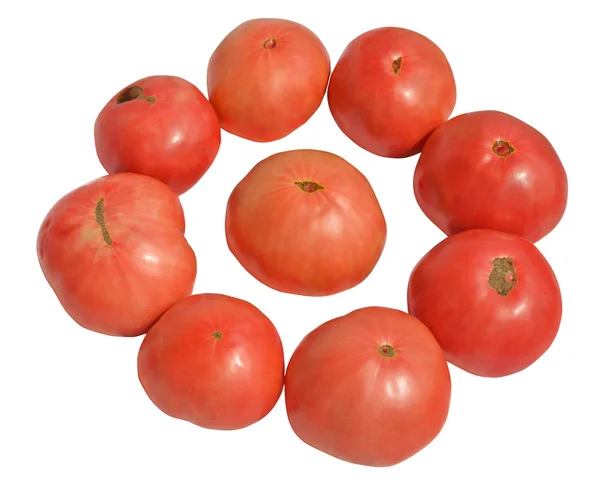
<box><xmin>37</xmin><ymin>173</ymin><xmax>196</xmax><ymax>337</ymax></box>
<box><xmin>225</xmin><ymin>149</ymin><xmax>387</xmax><ymax>296</ymax></box>
<box><xmin>137</xmin><ymin>294</ymin><xmax>284</xmax><ymax>430</ymax></box>
<box><xmin>407</xmin><ymin>229</ymin><xmax>562</xmax><ymax>377</ymax></box>
<box><xmin>207</xmin><ymin>18</ymin><xmax>330</xmax><ymax>142</ymax></box>
<box><xmin>413</xmin><ymin>110</ymin><xmax>568</xmax><ymax>243</ymax></box>
<box><xmin>94</xmin><ymin>75</ymin><xmax>221</xmax><ymax>195</ymax></box>
<box><xmin>327</xmin><ymin>27</ymin><xmax>456</xmax><ymax>158</ymax></box>
<box><xmin>285</xmin><ymin>307</ymin><xmax>451</xmax><ymax>467</ymax></box>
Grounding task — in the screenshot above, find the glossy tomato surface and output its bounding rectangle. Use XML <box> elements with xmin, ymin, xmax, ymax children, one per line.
<box><xmin>37</xmin><ymin>173</ymin><xmax>196</xmax><ymax>337</ymax></box>
<box><xmin>285</xmin><ymin>307</ymin><xmax>451</xmax><ymax>467</ymax></box>
<box><xmin>408</xmin><ymin>229</ymin><xmax>562</xmax><ymax>377</ymax></box>
<box><xmin>138</xmin><ymin>294</ymin><xmax>285</xmax><ymax>430</ymax></box>
<box><xmin>328</xmin><ymin>27</ymin><xmax>456</xmax><ymax>158</ymax></box>
<box><xmin>207</xmin><ymin>18</ymin><xmax>330</xmax><ymax>142</ymax></box>
<box><xmin>94</xmin><ymin>75</ymin><xmax>221</xmax><ymax>195</ymax></box>
<box><xmin>225</xmin><ymin>150</ymin><xmax>387</xmax><ymax>296</ymax></box>
<box><xmin>414</xmin><ymin>110</ymin><xmax>568</xmax><ymax>243</ymax></box>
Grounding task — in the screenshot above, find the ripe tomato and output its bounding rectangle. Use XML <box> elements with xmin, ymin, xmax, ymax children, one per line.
<box><xmin>285</xmin><ymin>307</ymin><xmax>451</xmax><ymax>467</ymax></box>
<box><xmin>225</xmin><ymin>149</ymin><xmax>387</xmax><ymax>296</ymax></box>
<box><xmin>328</xmin><ymin>27</ymin><xmax>456</xmax><ymax>158</ymax></box>
<box><xmin>94</xmin><ymin>75</ymin><xmax>221</xmax><ymax>195</ymax></box>
<box><xmin>414</xmin><ymin>110</ymin><xmax>568</xmax><ymax>243</ymax></box>
<box><xmin>407</xmin><ymin>229</ymin><xmax>562</xmax><ymax>377</ymax></box>
<box><xmin>138</xmin><ymin>294</ymin><xmax>285</xmax><ymax>430</ymax></box>
<box><xmin>207</xmin><ymin>18</ymin><xmax>330</xmax><ymax>142</ymax></box>
<box><xmin>37</xmin><ymin>173</ymin><xmax>196</xmax><ymax>337</ymax></box>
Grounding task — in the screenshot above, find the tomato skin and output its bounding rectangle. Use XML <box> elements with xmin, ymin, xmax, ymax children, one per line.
<box><xmin>413</xmin><ymin>110</ymin><xmax>568</xmax><ymax>243</ymax></box>
<box><xmin>225</xmin><ymin>149</ymin><xmax>387</xmax><ymax>296</ymax></box>
<box><xmin>327</xmin><ymin>27</ymin><xmax>456</xmax><ymax>158</ymax></box>
<box><xmin>407</xmin><ymin>229</ymin><xmax>562</xmax><ymax>377</ymax></box>
<box><xmin>137</xmin><ymin>294</ymin><xmax>285</xmax><ymax>430</ymax></box>
<box><xmin>37</xmin><ymin>173</ymin><xmax>196</xmax><ymax>337</ymax></box>
<box><xmin>207</xmin><ymin>18</ymin><xmax>331</xmax><ymax>142</ymax></box>
<box><xmin>94</xmin><ymin>75</ymin><xmax>221</xmax><ymax>195</ymax></box>
<box><xmin>285</xmin><ymin>307</ymin><xmax>451</xmax><ymax>467</ymax></box>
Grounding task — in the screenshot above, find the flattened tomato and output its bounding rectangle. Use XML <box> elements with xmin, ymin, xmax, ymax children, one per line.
<box><xmin>37</xmin><ymin>173</ymin><xmax>196</xmax><ymax>337</ymax></box>
<box><xmin>207</xmin><ymin>18</ymin><xmax>330</xmax><ymax>142</ymax></box>
<box><xmin>138</xmin><ymin>294</ymin><xmax>284</xmax><ymax>430</ymax></box>
<box><xmin>407</xmin><ymin>229</ymin><xmax>562</xmax><ymax>377</ymax></box>
<box><xmin>328</xmin><ymin>27</ymin><xmax>456</xmax><ymax>158</ymax></box>
<box><xmin>225</xmin><ymin>149</ymin><xmax>387</xmax><ymax>296</ymax></box>
<box><xmin>285</xmin><ymin>307</ymin><xmax>451</xmax><ymax>467</ymax></box>
<box><xmin>413</xmin><ymin>110</ymin><xmax>568</xmax><ymax>242</ymax></box>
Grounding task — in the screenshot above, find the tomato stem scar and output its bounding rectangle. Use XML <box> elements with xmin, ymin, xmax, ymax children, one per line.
<box><xmin>492</xmin><ymin>140</ymin><xmax>515</xmax><ymax>157</ymax></box>
<box><xmin>378</xmin><ymin>344</ymin><xmax>396</xmax><ymax>358</ymax></box>
<box><xmin>212</xmin><ymin>331</ymin><xmax>223</xmax><ymax>340</ymax></box>
<box><xmin>263</xmin><ymin>38</ymin><xmax>277</xmax><ymax>49</ymax></box>
<box><xmin>294</xmin><ymin>180</ymin><xmax>324</xmax><ymax>193</ymax></box>
<box><xmin>95</xmin><ymin>198</ymin><xmax>113</xmax><ymax>246</ymax></box>
<box><xmin>392</xmin><ymin>57</ymin><xmax>402</xmax><ymax>74</ymax></box>
<box><xmin>488</xmin><ymin>257</ymin><xmax>517</xmax><ymax>296</ymax></box>
<box><xmin>116</xmin><ymin>85</ymin><xmax>156</xmax><ymax>105</ymax></box>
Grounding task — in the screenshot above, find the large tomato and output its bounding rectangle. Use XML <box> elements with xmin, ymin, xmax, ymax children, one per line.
<box><xmin>285</xmin><ymin>307</ymin><xmax>451</xmax><ymax>467</ymax></box>
<box><xmin>327</xmin><ymin>27</ymin><xmax>456</xmax><ymax>158</ymax></box>
<box><xmin>225</xmin><ymin>149</ymin><xmax>387</xmax><ymax>296</ymax></box>
<box><xmin>414</xmin><ymin>110</ymin><xmax>568</xmax><ymax>243</ymax></box>
<box><xmin>407</xmin><ymin>229</ymin><xmax>562</xmax><ymax>377</ymax></box>
<box><xmin>138</xmin><ymin>294</ymin><xmax>284</xmax><ymax>430</ymax></box>
<box><xmin>37</xmin><ymin>173</ymin><xmax>196</xmax><ymax>337</ymax></box>
<box><xmin>207</xmin><ymin>18</ymin><xmax>330</xmax><ymax>142</ymax></box>
<box><xmin>94</xmin><ymin>75</ymin><xmax>221</xmax><ymax>195</ymax></box>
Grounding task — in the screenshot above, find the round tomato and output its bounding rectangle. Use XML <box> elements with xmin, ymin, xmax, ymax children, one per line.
<box><xmin>327</xmin><ymin>27</ymin><xmax>456</xmax><ymax>158</ymax></box>
<box><xmin>285</xmin><ymin>307</ymin><xmax>451</xmax><ymax>467</ymax></box>
<box><xmin>137</xmin><ymin>294</ymin><xmax>285</xmax><ymax>430</ymax></box>
<box><xmin>37</xmin><ymin>173</ymin><xmax>196</xmax><ymax>337</ymax></box>
<box><xmin>413</xmin><ymin>110</ymin><xmax>568</xmax><ymax>243</ymax></box>
<box><xmin>207</xmin><ymin>18</ymin><xmax>330</xmax><ymax>142</ymax></box>
<box><xmin>407</xmin><ymin>229</ymin><xmax>562</xmax><ymax>377</ymax></box>
<box><xmin>225</xmin><ymin>149</ymin><xmax>387</xmax><ymax>296</ymax></box>
<box><xmin>94</xmin><ymin>75</ymin><xmax>221</xmax><ymax>195</ymax></box>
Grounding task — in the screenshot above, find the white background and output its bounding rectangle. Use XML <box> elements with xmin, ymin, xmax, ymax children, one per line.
<box><xmin>2</xmin><ymin>0</ymin><xmax>598</xmax><ymax>487</ymax></box>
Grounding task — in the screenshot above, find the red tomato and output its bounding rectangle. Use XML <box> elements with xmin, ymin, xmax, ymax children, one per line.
<box><xmin>225</xmin><ymin>149</ymin><xmax>387</xmax><ymax>296</ymax></box>
<box><xmin>138</xmin><ymin>294</ymin><xmax>285</xmax><ymax>430</ymax></box>
<box><xmin>207</xmin><ymin>18</ymin><xmax>330</xmax><ymax>142</ymax></box>
<box><xmin>407</xmin><ymin>229</ymin><xmax>562</xmax><ymax>377</ymax></box>
<box><xmin>285</xmin><ymin>307</ymin><xmax>451</xmax><ymax>467</ymax></box>
<box><xmin>37</xmin><ymin>173</ymin><xmax>196</xmax><ymax>337</ymax></box>
<box><xmin>328</xmin><ymin>27</ymin><xmax>456</xmax><ymax>158</ymax></box>
<box><xmin>94</xmin><ymin>75</ymin><xmax>221</xmax><ymax>195</ymax></box>
<box><xmin>414</xmin><ymin>111</ymin><xmax>568</xmax><ymax>243</ymax></box>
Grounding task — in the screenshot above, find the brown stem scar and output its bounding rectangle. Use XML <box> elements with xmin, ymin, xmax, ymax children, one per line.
<box><xmin>488</xmin><ymin>257</ymin><xmax>517</xmax><ymax>296</ymax></box>
<box><xmin>392</xmin><ymin>57</ymin><xmax>402</xmax><ymax>74</ymax></box>
<box><xmin>116</xmin><ymin>85</ymin><xmax>156</xmax><ymax>105</ymax></box>
<box><xmin>492</xmin><ymin>140</ymin><xmax>515</xmax><ymax>157</ymax></box>
<box><xmin>294</xmin><ymin>180</ymin><xmax>324</xmax><ymax>193</ymax></box>
<box><xmin>95</xmin><ymin>198</ymin><xmax>113</xmax><ymax>246</ymax></box>
<box><xmin>212</xmin><ymin>331</ymin><xmax>223</xmax><ymax>340</ymax></box>
<box><xmin>263</xmin><ymin>38</ymin><xmax>277</xmax><ymax>49</ymax></box>
<box><xmin>378</xmin><ymin>344</ymin><xmax>396</xmax><ymax>358</ymax></box>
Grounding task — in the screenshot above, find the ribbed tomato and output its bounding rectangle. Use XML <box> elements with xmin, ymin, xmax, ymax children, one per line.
<box><xmin>413</xmin><ymin>110</ymin><xmax>568</xmax><ymax>242</ymax></box>
<box><xmin>37</xmin><ymin>173</ymin><xmax>196</xmax><ymax>337</ymax></box>
<box><xmin>225</xmin><ymin>149</ymin><xmax>387</xmax><ymax>296</ymax></box>
<box><xmin>285</xmin><ymin>307</ymin><xmax>451</xmax><ymax>467</ymax></box>
<box><xmin>94</xmin><ymin>75</ymin><xmax>221</xmax><ymax>195</ymax></box>
<box><xmin>207</xmin><ymin>18</ymin><xmax>330</xmax><ymax>142</ymax></box>
<box><xmin>407</xmin><ymin>229</ymin><xmax>562</xmax><ymax>377</ymax></box>
<box><xmin>328</xmin><ymin>27</ymin><xmax>456</xmax><ymax>158</ymax></box>
<box><xmin>138</xmin><ymin>294</ymin><xmax>285</xmax><ymax>430</ymax></box>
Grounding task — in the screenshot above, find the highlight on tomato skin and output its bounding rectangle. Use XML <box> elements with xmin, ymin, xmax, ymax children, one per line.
<box><xmin>207</xmin><ymin>18</ymin><xmax>331</xmax><ymax>142</ymax></box>
<box><xmin>284</xmin><ymin>306</ymin><xmax>451</xmax><ymax>467</ymax></box>
<box><xmin>407</xmin><ymin>229</ymin><xmax>562</xmax><ymax>378</ymax></box>
<box><xmin>36</xmin><ymin>173</ymin><xmax>197</xmax><ymax>337</ymax></box>
<box><xmin>224</xmin><ymin>149</ymin><xmax>387</xmax><ymax>297</ymax></box>
<box><xmin>137</xmin><ymin>293</ymin><xmax>285</xmax><ymax>431</ymax></box>
<box><xmin>413</xmin><ymin>110</ymin><xmax>568</xmax><ymax>243</ymax></box>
